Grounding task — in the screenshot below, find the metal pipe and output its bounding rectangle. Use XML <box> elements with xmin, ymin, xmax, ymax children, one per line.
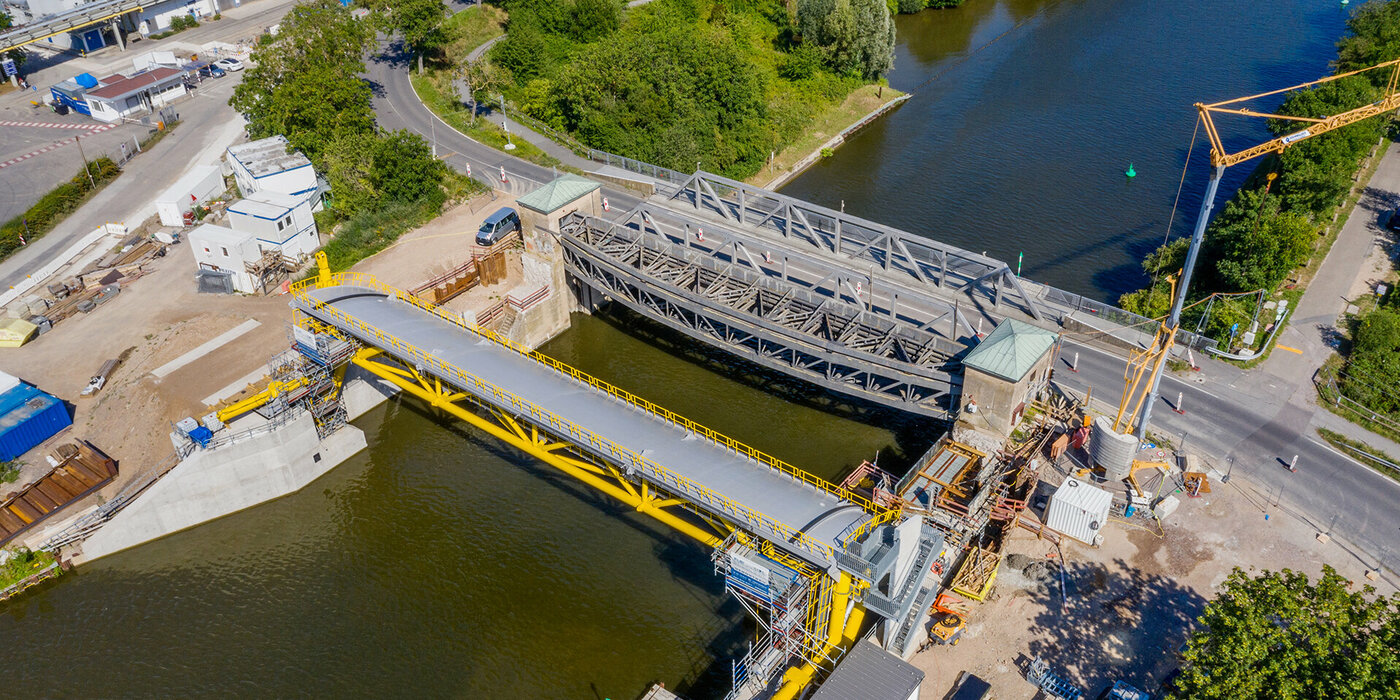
<box><xmin>1139</xmin><ymin>165</ymin><xmax>1224</xmax><ymax>439</ymax></box>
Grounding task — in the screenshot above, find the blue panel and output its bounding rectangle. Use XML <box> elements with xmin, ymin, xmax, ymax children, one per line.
<box><xmin>0</xmin><ymin>385</ymin><xmax>72</xmax><ymax>462</ymax></box>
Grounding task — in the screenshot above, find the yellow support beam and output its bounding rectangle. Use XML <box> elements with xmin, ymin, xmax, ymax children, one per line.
<box><xmin>349</xmin><ymin>349</ymin><xmax>724</xmax><ymax>548</ymax></box>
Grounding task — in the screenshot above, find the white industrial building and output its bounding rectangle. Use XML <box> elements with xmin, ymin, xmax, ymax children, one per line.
<box><xmin>190</xmin><ymin>191</ymin><xmax>320</xmax><ymax>295</ymax></box>
<box><xmin>226</xmin><ymin>191</ymin><xmax>319</xmax><ymax>258</ymax></box>
<box><xmin>226</xmin><ymin>136</ymin><xmax>322</xmax><ymax>208</ymax></box>
<box><xmin>12</xmin><ymin>0</ymin><xmax>219</xmax><ymax>53</ymax></box>
<box><xmin>81</xmin><ymin>66</ymin><xmax>185</xmax><ymax>123</ymax></box>
<box><xmin>155</xmin><ymin>164</ymin><xmax>223</xmax><ymax>227</ymax></box>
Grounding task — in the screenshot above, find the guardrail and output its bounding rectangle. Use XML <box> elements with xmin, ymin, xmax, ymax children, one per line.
<box><xmin>295</xmin><ymin>274</ymin><xmax>893</xmax><ymax>562</ymax></box>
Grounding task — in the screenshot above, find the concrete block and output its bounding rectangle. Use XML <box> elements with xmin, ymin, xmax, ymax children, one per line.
<box><xmin>1365</xmin><ymin>570</ymin><xmax>1379</xmax><ymax>581</ymax></box>
<box><xmin>1152</xmin><ymin>495</ymin><xmax>1180</xmax><ymax>520</ymax></box>
<box><xmin>1316</xmin><ymin>533</ymin><xmax>1330</xmax><ymax>544</ymax></box>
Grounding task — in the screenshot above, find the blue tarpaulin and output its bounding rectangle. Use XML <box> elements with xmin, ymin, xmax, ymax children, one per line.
<box><xmin>74</xmin><ymin>72</ymin><xmax>98</xmax><ymax>89</ymax></box>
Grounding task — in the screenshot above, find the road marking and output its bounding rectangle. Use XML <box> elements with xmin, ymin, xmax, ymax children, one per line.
<box><xmin>0</xmin><ymin>120</ymin><xmax>105</xmax><ymax>130</ymax></box>
<box><xmin>151</xmin><ymin>320</ymin><xmax>262</xmax><ymax>379</ymax></box>
<box><xmin>0</xmin><ymin>124</ymin><xmax>116</xmax><ymax>170</ymax></box>
<box><xmin>1275</xmin><ymin>344</ymin><xmax>1303</xmax><ymax>354</ymax></box>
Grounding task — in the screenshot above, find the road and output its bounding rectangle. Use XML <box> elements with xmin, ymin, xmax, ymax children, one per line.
<box><xmin>378</xmin><ymin>34</ymin><xmax>1400</xmax><ymax>584</ymax></box>
<box><xmin>0</xmin><ymin>0</ymin><xmax>300</xmax><ymax>294</ymax></box>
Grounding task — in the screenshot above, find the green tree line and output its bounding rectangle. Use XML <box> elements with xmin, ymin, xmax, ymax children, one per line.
<box><xmin>229</xmin><ymin>0</ymin><xmax>485</xmax><ymax>271</ymax></box>
<box><xmin>1167</xmin><ymin>566</ymin><xmax>1400</xmax><ymax>699</ymax></box>
<box><xmin>480</xmin><ymin>0</ymin><xmax>896</xmax><ymax>178</ymax></box>
<box><xmin>1119</xmin><ymin>0</ymin><xmax>1398</xmax><ymax>347</ymax></box>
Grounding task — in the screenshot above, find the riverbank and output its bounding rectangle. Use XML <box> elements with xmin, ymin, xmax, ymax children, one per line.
<box><xmin>755</xmin><ymin>86</ymin><xmax>909</xmax><ymax>190</ymax></box>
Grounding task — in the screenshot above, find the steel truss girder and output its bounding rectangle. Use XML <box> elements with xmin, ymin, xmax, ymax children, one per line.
<box><xmin>560</xmin><ymin>240</ymin><xmax>956</xmax><ymax>419</ymax></box>
<box><xmin>668</xmin><ymin>171</ymin><xmax>1044</xmax><ymax>320</ymax></box>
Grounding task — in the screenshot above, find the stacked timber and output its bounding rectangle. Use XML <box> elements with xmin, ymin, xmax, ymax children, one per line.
<box><xmin>0</xmin><ymin>441</ymin><xmax>117</xmax><ymax>546</ymax></box>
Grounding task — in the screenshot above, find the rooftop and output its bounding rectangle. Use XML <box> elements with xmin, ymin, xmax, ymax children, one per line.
<box><xmin>84</xmin><ymin>67</ymin><xmax>182</xmax><ymax>101</ymax></box>
<box><xmin>516</xmin><ymin>174</ymin><xmax>600</xmax><ymax>214</ymax></box>
<box><xmin>962</xmin><ymin>318</ymin><xmax>1058</xmax><ymax>382</ymax></box>
<box><xmin>810</xmin><ymin>639</ymin><xmax>924</xmax><ymax>700</ymax></box>
<box><xmin>227</xmin><ymin>136</ymin><xmax>312</xmax><ymax>178</ymax></box>
<box><xmin>229</xmin><ymin>191</ymin><xmax>303</xmax><ymax>220</ymax></box>
<box><xmin>188</xmin><ymin>222</ymin><xmax>252</xmax><ymax>247</ymax></box>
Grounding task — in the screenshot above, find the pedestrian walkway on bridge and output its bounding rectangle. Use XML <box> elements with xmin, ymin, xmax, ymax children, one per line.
<box><xmin>291</xmin><ymin>273</ymin><xmax>885</xmax><ymax>569</ymax></box>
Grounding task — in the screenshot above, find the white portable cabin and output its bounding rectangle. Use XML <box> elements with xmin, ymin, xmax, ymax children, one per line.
<box><xmin>189</xmin><ymin>223</ymin><xmax>259</xmax><ymax>294</ymax></box>
<box><xmin>226</xmin><ymin>136</ymin><xmax>320</xmax><ymax>207</ymax></box>
<box><xmin>1045</xmin><ymin>477</ymin><xmax>1114</xmax><ymax>546</ymax></box>
<box><xmin>226</xmin><ymin>191</ymin><xmax>319</xmax><ymax>259</ymax></box>
<box><xmin>155</xmin><ymin>165</ymin><xmax>224</xmax><ymax>227</ymax></box>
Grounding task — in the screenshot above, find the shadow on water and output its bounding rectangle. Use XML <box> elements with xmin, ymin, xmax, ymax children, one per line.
<box><xmin>392</xmin><ymin>392</ymin><xmax>756</xmax><ymax>699</ymax></box>
<box><xmin>583</xmin><ymin>304</ymin><xmax>944</xmax><ymax>477</ymax></box>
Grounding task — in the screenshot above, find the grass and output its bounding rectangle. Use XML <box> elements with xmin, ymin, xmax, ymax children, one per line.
<box><xmin>747</xmin><ymin>84</ymin><xmax>906</xmax><ymax>187</ymax></box>
<box><xmin>443</xmin><ymin>4</ymin><xmax>507</xmax><ymax>59</ymax></box>
<box><xmin>1316</xmin><ymin>427</ymin><xmax>1400</xmax><ymax>483</ymax></box>
<box><xmin>0</xmin><ymin>547</ymin><xmax>59</xmax><ymax>591</ymax></box>
<box><xmin>411</xmin><ymin>72</ymin><xmax>562</xmax><ymax>170</ymax></box>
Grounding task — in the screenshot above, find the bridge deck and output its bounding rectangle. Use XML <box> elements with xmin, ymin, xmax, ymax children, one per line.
<box><xmin>297</xmin><ymin>284</ymin><xmax>873</xmax><ymax>564</ymax></box>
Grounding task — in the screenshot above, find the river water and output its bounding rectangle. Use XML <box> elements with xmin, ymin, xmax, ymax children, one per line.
<box><xmin>0</xmin><ymin>3</ymin><xmax>1355</xmax><ymax>697</ymax></box>
<box><xmin>783</xmin><ymin>0</ymin><xmax>1351</xmax><ymax>301</ymax></box>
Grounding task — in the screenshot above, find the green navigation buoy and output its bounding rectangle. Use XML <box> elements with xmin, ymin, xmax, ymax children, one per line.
<box><xmin>1125</xmin><ymin>162</ymin><xmax>1137</xmax><ymax>178</ymax></box>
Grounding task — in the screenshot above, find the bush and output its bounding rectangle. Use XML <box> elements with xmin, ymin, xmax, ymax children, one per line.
<box><xmin>897</xmin><ymin>0</ymin><xmax>927</xmax><ymax>13</ymax></box>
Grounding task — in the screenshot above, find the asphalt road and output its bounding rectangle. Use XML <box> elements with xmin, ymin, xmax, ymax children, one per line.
<box><xmin>368</xmin><ymin>37</ymin><xmax>1400</xmax><ymax>583</ymax></box>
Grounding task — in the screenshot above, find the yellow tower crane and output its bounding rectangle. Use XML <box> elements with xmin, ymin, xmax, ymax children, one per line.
<box><xmin>1122</xmin><ymin>58</ymin><xmax>1400</xmax><ymax>440</ymax></box>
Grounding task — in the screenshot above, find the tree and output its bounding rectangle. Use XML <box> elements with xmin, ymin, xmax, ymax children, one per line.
<box><xmin>1335</xmin><ymin>0</ymin><xmax>1400</xmax><ymax>73</ymax></box>
<box><xmin>1271</xmin><ymin>75</ymin><xmax>1384</xmax><ymax>217</ymax></box>
<box><xmin>230</xmin><ymin>0</ymin><xmax>375</xmax><ymax>160</ymax></box>
<box><xmin>796</xmin><ymin>0</ymin><xmax>896</xmax><ymax>79</ymax></box>
<box><xmin>1207</xmin><ymin>188</ymin><xmax>1315</xmax><ymax>292</ymax></box>
<box><xmin>1167</xmin><ymin>566</ymin><xmax>1400</xmax><ymax>700</ymax></box>
<box><xmin>490</xmin><ymin>15</ymin><xmax>546</xmax><ymax>83</ymax></box>
<box><xmin>370</xmin><ymin>130</ymin><xmax>447</xmax><ymax>208</ymax></box>
<box><xmin>1118</xmin><ymin>237</ymin><xmax>1187</xmax><ymax>318</ymax></box>
<box><xmin>390</xmin><ymin>0</ymin><xmax>448</xmax><ymax>74</ymax></box>
<box><xmin>320</xmin><ymin>132</ymin><xmax>378</xmax><ymax>217</ymax></box>
<box><xmin>572</xmin><ymin>0</ymin><xmax>622</xmax><ymax>41</ymax></box>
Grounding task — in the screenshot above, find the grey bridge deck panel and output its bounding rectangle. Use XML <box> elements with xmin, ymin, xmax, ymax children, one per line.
<box><xmin>298</xmin><ymin>285</ymin><xmax>871</xmax><ymax>562</ymax></box>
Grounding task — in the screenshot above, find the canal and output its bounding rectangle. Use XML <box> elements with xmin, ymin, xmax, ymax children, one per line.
<box><xmin>0</xmin><ymin>2</ymin><xmax>1357</xmax><ymax>697</ymax></box>
<box><xmin>783</xmin><ymin>0</ymin><xmax>1351</xmax><ymax>302</ymax></box>
<box><xmin>0</xmin><ymin>311</ymin><xmax>917</xmax><ymax>698</ymax></box>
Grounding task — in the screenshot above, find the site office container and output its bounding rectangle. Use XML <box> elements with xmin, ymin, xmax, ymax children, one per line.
<box><xmin>0</xmin><ymin>384</ymin><xmax>73</xmax><ymax>462</ymax></box>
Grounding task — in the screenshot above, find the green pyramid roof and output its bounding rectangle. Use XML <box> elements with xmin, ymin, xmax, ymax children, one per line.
<box><xmin>962</xmin><ymin>319</ymin><xmax>1057</xmax><ymax>382</ymax></box>
<box><xmin>515</xmin><ymin>174</ymin><xmax>601</xmax><ymax>214</ymax></box>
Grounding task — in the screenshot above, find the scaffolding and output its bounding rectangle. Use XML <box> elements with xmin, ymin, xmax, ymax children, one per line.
<box><xmin>245</xmin><ymin>247</ymin><xmax>300</xmax><ymax>295</ymax></box>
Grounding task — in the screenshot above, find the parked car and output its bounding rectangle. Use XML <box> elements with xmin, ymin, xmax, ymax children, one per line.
<box><xmin>1388</xmin><ymin>207</ymin><xmax>1400</xmax><ymax>233</ymax></box>
<box><xmin>215</xmin><ymin>57</ymin><xmax>244</xmax><ymax>72</ymax></box>
<box><xmin>199</xmin><ymin>64</ymin><xmax>226</xmax><ymax>79</ymax></box>
<box><xmin>476</xmin><ymin>207</ymin><xmax>521</xmax><ymax>247</ymax></box>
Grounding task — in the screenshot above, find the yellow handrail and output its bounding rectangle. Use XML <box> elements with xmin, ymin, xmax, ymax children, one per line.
<box><xmin>293</xmin><ymin>273</ymin><xmax>899</xmax><ymax>561</ymax></box>
<box><xmin>297</xmin><ymin>272</ymin><xmax>886</xmax><ymax>515</ymax></box>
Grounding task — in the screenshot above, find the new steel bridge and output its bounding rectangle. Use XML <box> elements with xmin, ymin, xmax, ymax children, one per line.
<box><xmin>291</xmin><ymin>267</ymin><xmax>942</xmax><ymax>699</ymax></box>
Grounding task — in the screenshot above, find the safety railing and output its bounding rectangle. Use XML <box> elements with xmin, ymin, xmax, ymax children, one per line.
<box><xmin>295</xmin><ymin>274</ymin><xmax>897</xmax><ymax>561</ymax></box>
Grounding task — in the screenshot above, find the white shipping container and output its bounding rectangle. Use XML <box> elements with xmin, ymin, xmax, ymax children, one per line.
<box><xmin>156</xmin><ymin>165</ymin><xmax>224</xmax><ymax>227</ymax></box>
<box><xmin>1045</xmin><ymin>477</ymin><xmax>1114</xmax><ymax>546</ymax></box>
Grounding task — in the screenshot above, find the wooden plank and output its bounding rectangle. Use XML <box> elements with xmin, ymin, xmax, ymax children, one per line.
<box><xmin>22</xmin><ymin>489</ymin><xmax>56</xmax><ymax>514</ymax></box>
<box><xmin>8</xmin><ymin>499</ymin><xmax>40</xmax><ymax>524</ymax></box>
<box><xmin>64</xmin><ymin>460</ymin><xmax>103</xmax><ymax>486</ymax></box>
<box><xmin>0</xmin><ymin>506</ymin><xmax>24</xmax><ymax>534</ymax></box>
<box><xmin>35</xmin><ymin>477</ymin><xmax>73</xmax><ymax>505</ymax></box>
<box><xmin>47</xmin><ymin>468</ymin><xmax>86</xmax><ymax>497</ymax></box>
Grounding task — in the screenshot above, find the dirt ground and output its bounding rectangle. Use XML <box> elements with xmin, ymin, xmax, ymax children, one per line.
<box><xmin>912</xmin><ymin>459</ymin><xmax>1398</xmax><ymax>699</ymax></box>
<box><xmin>0</xmin><ymin>190</ymin><xmax>512</xmax><ymax>546</ymax></box>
